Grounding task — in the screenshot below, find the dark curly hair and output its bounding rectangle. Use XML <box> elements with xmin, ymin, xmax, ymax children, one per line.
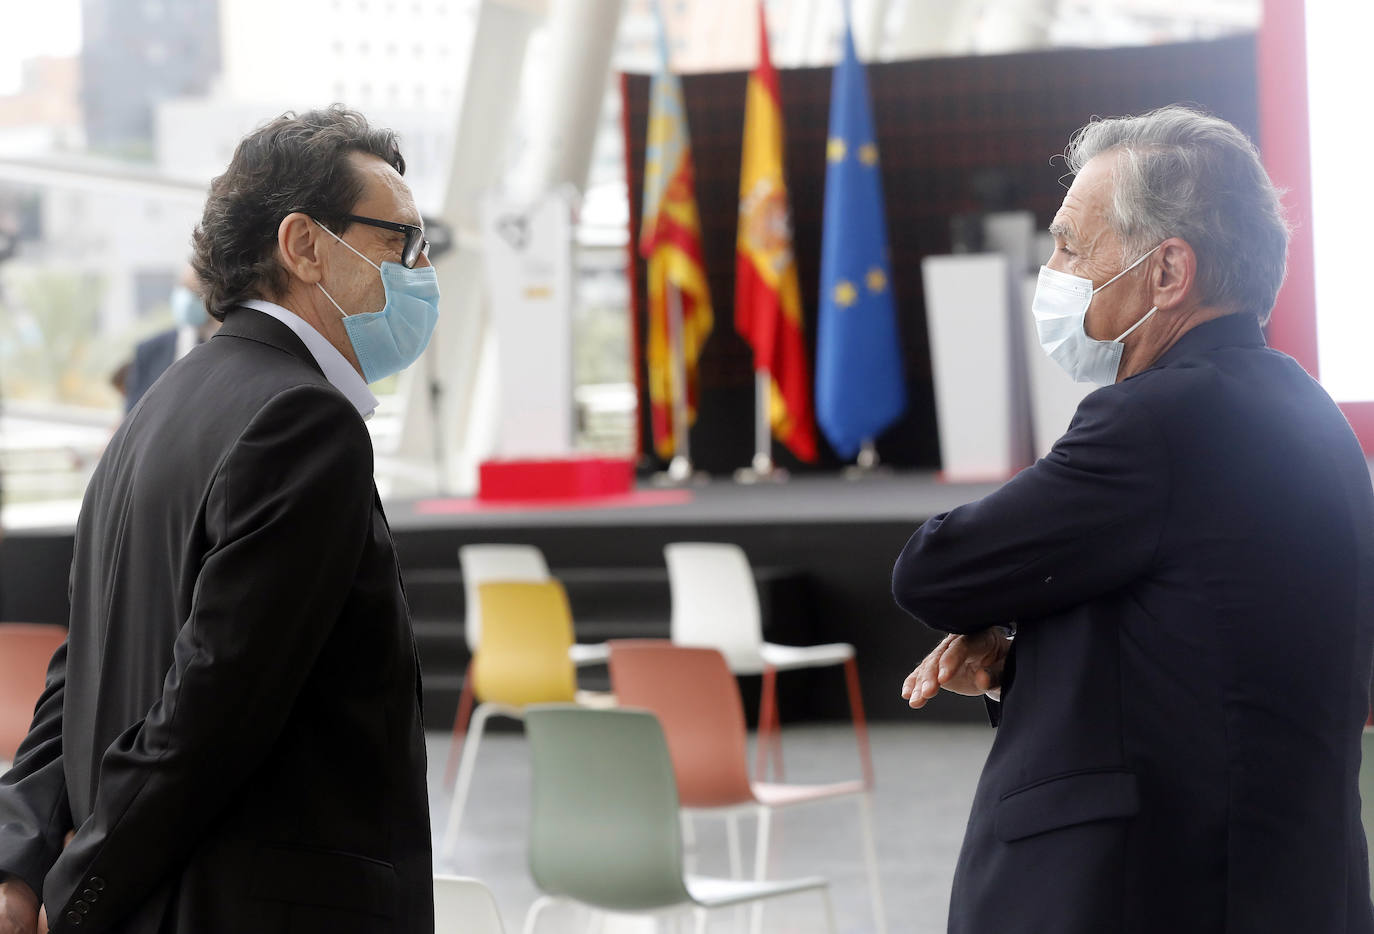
<box><xmin>191</xmin><ymin>106</ymin><xmax>406</xmax><ymax>320</ymax></box>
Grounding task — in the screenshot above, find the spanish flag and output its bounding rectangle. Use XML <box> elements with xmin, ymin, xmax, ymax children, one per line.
<box><xmin>734</xmin><ymin>0</ymin><xmax>818</xmax><ymax>464</ymax></box>
<box><xmin>640</xmin><ymin>12</ymin><xmax>714</xmax><ymax>461</ymax></box>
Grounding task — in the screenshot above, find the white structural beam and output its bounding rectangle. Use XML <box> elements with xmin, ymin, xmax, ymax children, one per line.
<box><xmin>394</xmin><ymin>0</ymin><xmax>545</xmax><ymax>494</ymax></box>
<box><xmin>881</xmin><ymin>0</ymin><xmax>984</xmax><ymax>58</ymax></box>
<box><xmin>516</xmin><ymin>0</ymin><xmax>626</xmax><ymax>201</ymax></box>
<box><xmin>395</xmin><ymin>0</ymin><xmax>625</xmax><ymax>495</ymax></box>
<box><xmin>974</xmin><ymin>0</ymin><xmax>1058</xmax><ymax>52</ymax></box>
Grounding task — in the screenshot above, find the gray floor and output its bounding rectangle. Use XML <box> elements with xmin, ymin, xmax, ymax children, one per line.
<box><xmin>427</xmin><ymin>720</ymin><xmax>994</xmax><ymax>934</ymax></box>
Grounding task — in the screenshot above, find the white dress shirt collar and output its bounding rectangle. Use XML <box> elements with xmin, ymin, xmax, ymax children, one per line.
<box><xmin>174</xmin><ymin>324</ymin><xmax>198</xmax><ymax>362</ymax></box>
<box><xmin>240</xmin><ymin>299</ymin><xmax>378</xmax><ymax>420</ymax></box>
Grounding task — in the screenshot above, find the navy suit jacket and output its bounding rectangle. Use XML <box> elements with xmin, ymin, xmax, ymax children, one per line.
<box><xmin>122</xmin><ymin>328</ymin><xmax>178</xmax><ymax>413</ymax></box>
<box><xmin>0</xmin><ymin>310</ymin><xmax>433</xmax><ymax>933</ymax></box>
<box><xmin>894</xmin><ymin>313</ymin><xmax>1374</xmax><ymax>933</ymax></box>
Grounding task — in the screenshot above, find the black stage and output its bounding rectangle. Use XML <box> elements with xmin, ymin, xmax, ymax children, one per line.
<box><xmin>1</xmin><ymin>473</ymin><xmax>1005</xmax><ymax>726</ymax></box>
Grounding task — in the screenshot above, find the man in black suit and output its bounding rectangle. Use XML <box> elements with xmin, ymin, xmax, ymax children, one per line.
<box><xmin>0</xmin><ymin>107</ymin><xmax>439</xmax><ymax>933</ymax></box>
<box><xmin>894</xmin><ymin>105</ymin><xmax>1374</xmax><ymax>933</ymax></box>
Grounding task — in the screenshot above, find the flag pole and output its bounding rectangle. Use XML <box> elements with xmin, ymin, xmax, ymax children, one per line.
<box><xmin>666</xmin><ymin>281</ymin><xmax>694</xmax><ymax>482</ymax></box>
<box><xmin>735</xmin><ymin>367</ymin><xmax>785</xmax><ymax>483</ymax></box>
<box><xmin>752</xmin><ymin>369</ymin><xmax>773</xmax><ymax>475</ymax></box>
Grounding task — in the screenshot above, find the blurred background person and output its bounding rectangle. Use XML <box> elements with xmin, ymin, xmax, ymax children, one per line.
<box><xmin>122</xmin><ymin>264</ymin><xmax>220</xmax><ymax>412</ymax></box>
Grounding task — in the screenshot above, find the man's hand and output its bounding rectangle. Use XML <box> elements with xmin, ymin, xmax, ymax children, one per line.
<box><xmin>0</xmin><ymin>876</ymin><xmax>40</xmax><ymax>934</ymax></box>
<box><xmin>900</xmin><ymin>628</ymin><xmax>1012</xmax><ymax>709</ymax></box>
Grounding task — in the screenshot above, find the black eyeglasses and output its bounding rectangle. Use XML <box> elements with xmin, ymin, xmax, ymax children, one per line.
<box><xmin>343</xmin><ymin>214</ymin><xmax>430</xmax><ymax>269</ymax></box>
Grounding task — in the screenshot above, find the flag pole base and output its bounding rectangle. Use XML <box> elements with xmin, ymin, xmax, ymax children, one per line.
<box><xmin>842</xmin><ymin>440</ymin><xmax>891</xmax><ymax>480</ymax></box>
<box><xmin>733</xmin><ymin>453</ymin><xmax>788</xmax><ymax>485</ymax></box>
<box><xmin>651</xmin><ymin>456</ymin><xmax>710</xmax><ymax>487</ymax></box>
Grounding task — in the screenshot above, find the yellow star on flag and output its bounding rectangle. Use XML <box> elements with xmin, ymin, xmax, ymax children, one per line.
<box><xmin>827</xmin><ymin>137</ymin><xmax>847</xmax><ymax>162</ymax></box>
<box><xmin>834</xmin><ymin>280</ymin><xmax>858</xmax><ymax>307</ymax></box>
<box><xmin>859</xmin><ymin>142</ymin><xmax>879</xmax><ymax>166</ymax></box>
<box><xmin>866</xmin><ymin>267</ymin><xmax>888</xmax><ymax>294</ymax></box>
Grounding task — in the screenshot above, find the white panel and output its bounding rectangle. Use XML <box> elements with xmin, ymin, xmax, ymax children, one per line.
<box><xmin>482</xmin><ymin>191</ymin><xmax>575</xmax><ymax>458</ymax></box>
<box><xmin>1020</xmin><ymin>273</ymin><xmax>1093</xmax><ymax>458</ymax></box>
<box><xmin>920</xmin><ymin>254</ymin><xmax>1015</xmax><ymax>481</ymax></box>
<box><xmin>982</xmin><ymin>211</ymin><xmax>1037</xmax><ymax>469</ymax></box>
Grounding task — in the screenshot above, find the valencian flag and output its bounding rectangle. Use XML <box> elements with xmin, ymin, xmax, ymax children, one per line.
<box><xmin>734</xmin><ymin>0</ymin><xmax>818</xmax><ymax>463</ymax></box>
<box><xmin>640</xmin><ymin>4</ymin><xmax>714</xmax><ymax>460</ymax></box>
<box><xmin>815</xmin><ymin>11</ymin><xmax>906</xmax><ymax>459</ymax></box>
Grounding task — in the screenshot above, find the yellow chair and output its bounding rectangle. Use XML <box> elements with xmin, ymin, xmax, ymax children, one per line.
<box><xmin>441</xmin><ymin>580</ymin><xmax>608</xmax><ymax>859</ymax></box>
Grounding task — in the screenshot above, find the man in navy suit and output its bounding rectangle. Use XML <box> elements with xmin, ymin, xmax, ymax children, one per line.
<box><xmin>123</xmin><ymin>265</ymin><xmax>220</xmax><ymax>412</ymax></box>
<box><xmin>894</xmin><ymin>105</ymin><xmax>1374</xmax><ymax>933</ymax></box>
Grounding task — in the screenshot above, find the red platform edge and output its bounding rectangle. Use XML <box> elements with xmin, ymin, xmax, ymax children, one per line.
<box><xmin>477</xmin><ymin>456</ymin><xmax>635</xmax><ymax>502</ymax></box>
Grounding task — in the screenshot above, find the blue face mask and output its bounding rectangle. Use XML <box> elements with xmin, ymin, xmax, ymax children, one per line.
<box><xmin>315</xmin><ymin>220</ymin><xmax>440</xmax><ymax>384</ymax></box>
<box><xmin>171</xmin><ymin>285</ymin><xmax>208</xmax><ymax>328</ymax></box>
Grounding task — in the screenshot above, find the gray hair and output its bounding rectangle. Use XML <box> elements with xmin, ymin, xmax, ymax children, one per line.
<box><xmin>1064</xmin><ymin>105</ymin><xmax>1289</xmax><ymax>324</ymax></box>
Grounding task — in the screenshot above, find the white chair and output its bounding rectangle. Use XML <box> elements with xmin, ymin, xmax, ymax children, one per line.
<box><xmin>445</xmin><ymin>545</ymin><xmax>608</xmax><ymax>785</ymax></box>
<box><xmin>664</xmin><ymin>543</ymin><xmax>873</xmax><ymax>785</ymax></box>
<box><xmin>434</xmin><ymin>874</ymin><xmax>506</xmax><ymax>933</ymax></box>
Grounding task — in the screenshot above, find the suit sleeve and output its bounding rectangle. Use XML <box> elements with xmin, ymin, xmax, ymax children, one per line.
<box><xmin>0</xmin><ymin>642</ymin><xmax>73</xmax><ymax>897</ymax></box>
<box><xmin>892</xmin><ymin>385</ymin><xmax>1170</xmax><ymax>634</ymax></box>
<box><xmin>43</xmin><ymin>385</ymin><xmax>376</xmax><ymax>933</ymax></box>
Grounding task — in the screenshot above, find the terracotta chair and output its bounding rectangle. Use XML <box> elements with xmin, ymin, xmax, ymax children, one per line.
<box><xmin>664</xmin><ymin>542</ymin><xmax>873</xmax><ymax>786</ymax></box>
<box><xmin>608</xmin><ymin>640</ymin><xmax>886</xmax><ymax>934</ymax></box>
<box><xmin>0</xmin><ymin>623</ymin><xmax>67</xmax><ymax>767</ymax></box>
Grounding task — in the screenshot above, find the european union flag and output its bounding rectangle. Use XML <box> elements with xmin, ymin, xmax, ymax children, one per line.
<box><xmin>815</xmin><ymin>16</ymin><xmax>906</xmax><ymax>460</ymax></box>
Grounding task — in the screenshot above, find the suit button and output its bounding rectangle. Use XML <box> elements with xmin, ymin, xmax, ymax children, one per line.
<box><xmin>87</xmin><ymin>876</ymin><xmax>106</xmax><ymax>891</ymax></box>
<box><xmin>66</xmin><ymin>911</ymin><xmax>83</xmax><ymax>926</ymax></box>
<box><xmin>81</xmin><ymin>888</ymin><xmax>98</xmax><ymax>902</ymax></box>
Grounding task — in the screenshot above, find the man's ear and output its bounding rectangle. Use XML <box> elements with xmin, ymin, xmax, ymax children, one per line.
<box><xmin>277</xmin><ymin>212</ymin><xmax>324</xmax><ymax>285</ymax></box>
<box><xmin>1151</xmin><ymin>237</ymin><xmax>1197</xmax><ymax>313</ymax></box>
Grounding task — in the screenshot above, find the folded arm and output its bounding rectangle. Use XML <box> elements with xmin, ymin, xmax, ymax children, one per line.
<box><xmin>892</xmin><ymin>386</ymin><xmax>1169</xmax><ymax>635</ymax></box>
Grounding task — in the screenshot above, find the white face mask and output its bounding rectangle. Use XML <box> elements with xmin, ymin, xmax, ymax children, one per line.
<box><xmin>1031</xmin><ymin>244</ymin><xmax>1162</xmax><ymax>386</ymax></box>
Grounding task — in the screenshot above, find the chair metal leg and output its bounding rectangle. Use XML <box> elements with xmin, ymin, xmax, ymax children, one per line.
<box><xmin>681</xmin><ymin>811</ymin><xmax>698</xmax><ymax>875</ymax></box>
<box><xmin>523</xmin><ymin>894</ymin><xmax>557</xmax><ymax>934</ymax></box>
<box><xmin>857</xmin><ymin>791</ymin><xmax>887</xmax><ymax>934</ymax></box>
<box><xmin>754</xmin><ymin>665</ymin><xmax>780</xmax><ymax>781</ymax></box>
<box><xmin>726</xmin><ymin>811</ymin><xmax>745</xmax><ymax>932</ymax></box>
<box><xmin>725</xmin><ymin>812</ymin><xmax>743</xmax><ymax>879</ymax></box>
<box><xmin>749</xmin><ymin>806</ymin><xmax>772</xmax><ymax>934</ymax></box>
<box><xmin>694</xmin><ymin>907</ymin><xmax>709</xmax><ymax>934</ymax></box>
<box><xmin>843</xmin><ymin>656</ymin><xmax>875</xmax><ymax>788</ymax></box>
<box><xmin>442</xmin><ymin>702</ymin><xmax>494</xmax><ymax>859</ymax></box>
<box><xmin>818</xmin><ymin>887</ymin><xmax>838</xmax><ymax>934</ymax></box>
<box><xmin>443</xmin><ymin>659</ymin><xmax>476</xmax><ymax>786</ymax></box>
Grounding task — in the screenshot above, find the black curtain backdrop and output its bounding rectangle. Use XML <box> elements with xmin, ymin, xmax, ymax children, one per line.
<box><xmin>621</xmin><ymin>34</ymin><xmax>1260</xmax><ymax>475</ymax></box>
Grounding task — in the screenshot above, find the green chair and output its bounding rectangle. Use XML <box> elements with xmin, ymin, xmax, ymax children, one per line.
<box><xmin>521</xmin><ymin>705</ymin><xmax>836</xmax><ymax>934</ymax></box>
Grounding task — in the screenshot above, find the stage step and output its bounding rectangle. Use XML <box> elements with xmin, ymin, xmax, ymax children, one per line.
<box><xmin>401</xmin><ymin>565</ymin><xmax>672</xmax><ymax>626</ymax></box>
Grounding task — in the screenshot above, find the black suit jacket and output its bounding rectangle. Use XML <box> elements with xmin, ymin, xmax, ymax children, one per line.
<box><xmin>0</xmin><ymin>309</ymin><xmax>433</xmax><ymax>933</ymax></box>
<box><xmin>122</xmin><ymin>328</ymin><xmax>179</xmax><ymax>413</ymax></box>
<box><xmin>894</xmin><ymin>314</ymin><xmax>1374</xmax><ymax>933</ymax></box>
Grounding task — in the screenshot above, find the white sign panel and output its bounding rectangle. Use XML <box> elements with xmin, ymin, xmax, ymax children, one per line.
<box><xmin>921</xmin><ymin>253</ymin><xmax>1026</xmax><ymax>481</ymax></box>
<box><xmin>481</xmin><ymin>191</ymin><xmax>576</xmax><ymax>458</ymax></box>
